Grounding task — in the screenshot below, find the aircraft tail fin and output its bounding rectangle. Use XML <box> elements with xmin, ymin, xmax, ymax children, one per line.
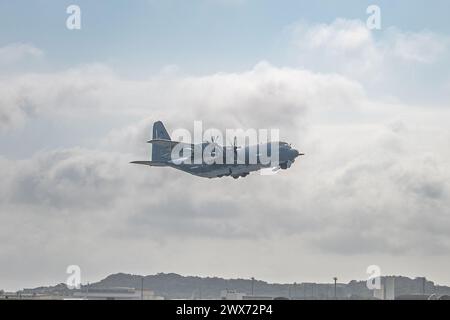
<box><xmin>152</xmin><ymin>121</ymin><xmax>171</xmax><ymax>162</ymax></box>
<box><xmin>153</xmin><ymin>121</ymin><xmax>171</xmax><ymax>140</ymax></box>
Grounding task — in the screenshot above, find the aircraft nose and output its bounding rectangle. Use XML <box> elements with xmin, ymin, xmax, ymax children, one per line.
<box><xmin>291</xmin><ymin>148</ymin><xmax>300</xmax><ymax>158</ymax></box>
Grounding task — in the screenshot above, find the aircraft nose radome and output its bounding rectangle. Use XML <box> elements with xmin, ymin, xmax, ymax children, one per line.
<box><xmin>291</xmin><ymin>149</ymin><xmax>300</xmax><ymax>158</ymax></box>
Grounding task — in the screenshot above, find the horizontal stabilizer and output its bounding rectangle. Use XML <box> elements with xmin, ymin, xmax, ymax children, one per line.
<box><xmin>147</xmin><ymin>139</ymin><xmax>194</xmax><ymax>149</ymax></box>
<box><xmin>130</xmin><ymin>161</ymin><xmax>167</xmax><ymax>167</ymax></box>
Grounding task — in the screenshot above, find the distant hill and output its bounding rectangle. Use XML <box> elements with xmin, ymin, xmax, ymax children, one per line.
<box><xmin>21</xmin><ymin>273</ymin><xmax>450</xmax><ymax>299</ymax></box>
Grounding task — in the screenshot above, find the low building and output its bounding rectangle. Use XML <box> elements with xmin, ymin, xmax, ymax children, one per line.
<box><xmin>220</xmin><ymin>289</ymin><xmax>272</xmax><ymax>300</ymax></box>
<box><xmin>72</xmin><ymin>287</ymin><xmax>163</xmax><ymax>300</ymax></box>
<box><xmin>373</xmin><ymin>277</ymin><xmax>395</xmax><ymax>300</ymax></box>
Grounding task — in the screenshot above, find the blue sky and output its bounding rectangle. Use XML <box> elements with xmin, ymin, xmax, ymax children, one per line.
<box><xmin>1</xmin><ymin>0</ymin><xmax>449</xmax><ymax>74</ymax></box>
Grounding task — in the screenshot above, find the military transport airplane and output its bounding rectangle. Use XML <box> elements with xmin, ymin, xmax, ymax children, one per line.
<box><xmin>131</xmin><ymin>121</ymin><xmax>303</xmax><ymax>179</ymax></box>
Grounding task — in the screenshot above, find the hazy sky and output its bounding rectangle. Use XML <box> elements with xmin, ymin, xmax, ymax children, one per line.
<box><xmin>1</xmin><ymin>0</ymin><xmax>450</xmax><ymax>291</ymax></box>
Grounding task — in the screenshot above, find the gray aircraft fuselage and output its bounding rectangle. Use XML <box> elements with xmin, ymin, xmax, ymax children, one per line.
<box><xmin>170</xmin><ymin>142</ymin><xmax>299</xmax><ymax>178</ymax></box>
<box><xmin>131</xmin><ymin>121</ymin><xmax>302</xmax><ymax>179</ymax></box>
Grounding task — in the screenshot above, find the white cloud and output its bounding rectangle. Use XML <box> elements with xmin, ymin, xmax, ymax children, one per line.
<box><xmin>291</xmin><ymin>19</ymin><xmax>381</xmax><ymax>78</ymax></box>
<box><xmin>292</xmin><ymin>19</ymin><xmax>448</xmax><ymax>65</ymax></box>
<box><xmin>295</xmin><ymin>19</ymin><xmax>372</xmax><ymax>52</ymax></box>
<box><xmin>0</xmin><ymin>61</ymin><xmax>365</xmax><ymax>134</ymax></box>
<box><xmin>388</xmin><ymin>29</ymin><xmax>449</xmax><ymax>63</ymax></box>
<box><xmin>0</xmin><ymin>43</ymin><xmax>43</xmax><ymax>65</ymax></box>
<box><xmin>290</xmin><ymin>19</ymin><xmax>450</xmax><ymax>103</ymax></box>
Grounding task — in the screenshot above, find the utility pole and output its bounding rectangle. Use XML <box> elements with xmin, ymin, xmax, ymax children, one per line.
<box><xmin>251</xmin><ymin>277</ymin><xmax>255</xmax><ymax>296</ymax></box>
<box><xmin>333</xmin><ymin>277</ymin><xmax>338</xmax><ymax>299</ymax></box>
<box><xmin>422</xmin><ymin>277</ymin><xmax>426</xmax><ymax>295</ymax></box>
<box><xmin>141</xmin><ymin>276</ymin><xmax>144</xmax><ymax>300</ymax></box>
<box><xmin>293</xmin><ymin>282</ymin><xmax>297</xmax><ymax>299</ymax></box>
